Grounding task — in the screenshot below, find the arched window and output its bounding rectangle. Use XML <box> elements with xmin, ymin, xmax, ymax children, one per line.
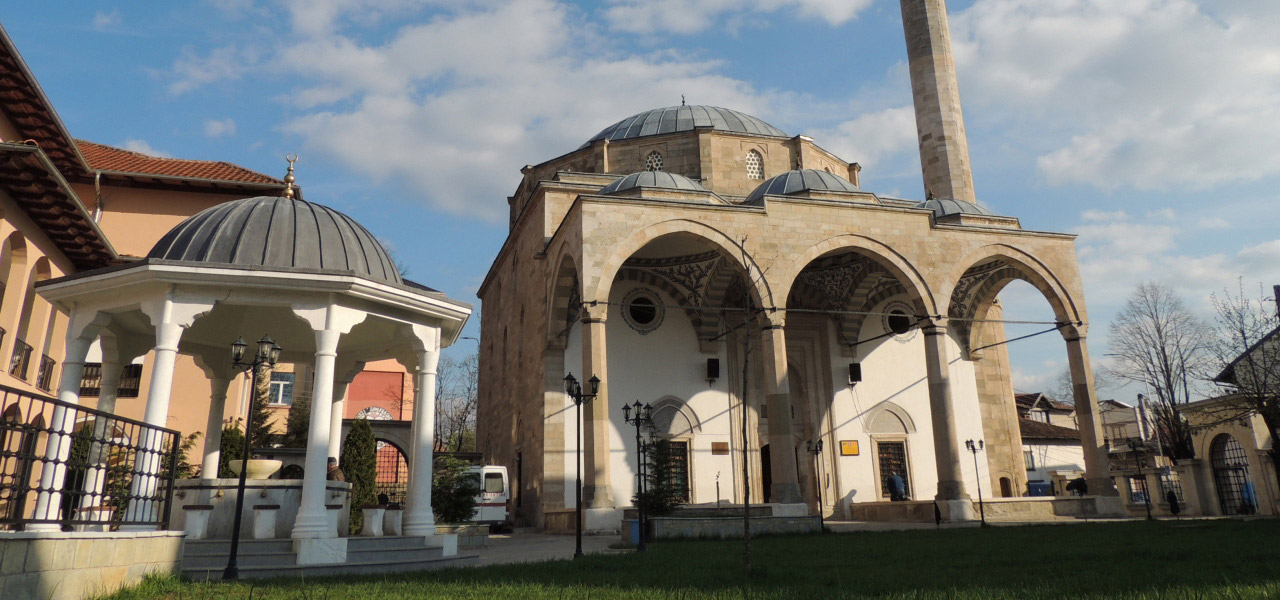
<box><xmin>645</xmin><ymin>151</ymin><xmax>663</xmax><ymax>171</ymax></box>
<box><xmin>746</xmin><ymin>150</ymin><xmax>763</xmax><ymax>180</ymax></box>
<box><xmin>1211</xmin><ymin>434</ymin><xmax>1255</xmax><ymax>515</ymax></box>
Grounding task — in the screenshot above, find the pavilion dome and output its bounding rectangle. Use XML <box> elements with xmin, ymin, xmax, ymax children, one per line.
<box><xmin>744</xmin><ymin>169</ymin><xmax>860</xmax><ymax>205</ymax></box>
<box><xmin>581</xmin><ymin>105</ymin><xmax>787</xmax><ymax>149</ymax></box>
<box><xmin>599</xmin><ymin>171</ymin><xmax>710</xmax><ymax>195</ymax></box>
<box><xmin>915</xmin><ymin>198</ymin><xmax>994</xmax><ymax>218</ymax></box>
<box><xmin>147</xmin><ymin>195</ymin><xmax>402</xmax><ymax>285</ymax></box>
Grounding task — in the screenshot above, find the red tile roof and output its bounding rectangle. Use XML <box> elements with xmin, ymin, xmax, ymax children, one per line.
<box><xmin>76</xmin><ymin>140</ymin><xmax>281</xmax><ymax>185</ymax></box>
<box><xmin>1019</xmin><ymin>418</ymin><xmax>1081</xmax><ymax>441</ymax></box>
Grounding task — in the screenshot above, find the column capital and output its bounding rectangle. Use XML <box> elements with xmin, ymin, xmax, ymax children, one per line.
<box><xmin>920</xmin><ymin>319</ymin><xmax>949</xmax><ymax>336</ymax></box>
<box><xmin>761</xmin><ymin>310</ymin><xmax>786</xmax><ymax>331</ymax></box>
<box><xmin>581</xmin><ymin>302</ymin><xmax>607</xmax><ymax>323</ymax></box>
<box><xmin>1060</xmin><ymin>323</ymin><xmax>1088</xmax><ymax>342</ymax></box>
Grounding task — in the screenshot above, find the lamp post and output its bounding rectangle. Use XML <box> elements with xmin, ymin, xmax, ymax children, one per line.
<box><xmin>564</xmin><ymin>372</ymin><xmax>600</xmax><ymax>559</ymax></box>
<box><xmin>1127</xmin><ymin>437</ymin><xmax>1154</xmax><ymax>520</ymax></box>
<box><xmin>223</xmin><ymin>335</ymin><xmax>281</xmax><ymax>580</ymax></box>
<box><xmin>964</xmin><ymin>439</ymin><xmax>986</xmax><ymax>527</ymax></box>
<box><xmin>806</xmin><ymin>439</ymin><xmax>824</xmax><ymax>529</ymax></box>
<box><xmin>622</xmin><ymin>401</ymin><xmax>653</xmax><ymax>551</ymax></box>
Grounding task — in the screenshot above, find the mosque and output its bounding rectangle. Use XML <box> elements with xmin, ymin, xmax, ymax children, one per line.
<box><xmin>476</xmin><ymin>0</ymin><xmax>1119</xmax><ymax>528</ymax></box>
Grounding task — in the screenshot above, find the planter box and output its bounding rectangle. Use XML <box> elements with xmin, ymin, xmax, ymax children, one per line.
<box><xmin>435</xmin><ymin>524</ymin><xmax>489</xmax><ymax>549</ymax></box>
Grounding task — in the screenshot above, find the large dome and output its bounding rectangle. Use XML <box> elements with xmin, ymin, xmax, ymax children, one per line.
<box><xmin>744</xmin><ymin>169</ymin><xmax>859</xmax><ymax>205</ymax></box>
<box><xmin>581</xmin><ymin>105</ymin><xmax>787</xmax><ymax>149</ymax></box>
<box><xmin>147</xmin><ymin>196</ymin><xmax>402</xmax><ymax>285</ymax></box>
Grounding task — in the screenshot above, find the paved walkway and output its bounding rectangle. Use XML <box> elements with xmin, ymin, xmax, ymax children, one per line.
<box><xmin>474</xmin><ymin>533</ymin><xmax>620</xmax><ymax>565</ymax></box>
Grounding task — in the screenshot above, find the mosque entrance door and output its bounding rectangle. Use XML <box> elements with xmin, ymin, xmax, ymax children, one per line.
<box><xmin>760</xmin><ymin>444</ymin><xmax>771</xmax><ymax>503</ymax></box>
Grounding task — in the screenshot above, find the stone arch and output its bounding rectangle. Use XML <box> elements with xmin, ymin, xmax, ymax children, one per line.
<box><xmin>588</xmin><ymin>220</ymin><xmax>772</xmax><ymax>316</ymax></box>
<box><xmin>945</xmin><ymin>244</ymin><xmax>1082</xmax><ymax>357</ymax></box>
<box><xmin>778</xmin><ymin>235</ymin><xmax>937</xmax><ymax>317</ymax></box>
<box><xmin>649</xmin><ymin>396</ymin><xmax>702</xmax><ymax>436</ymax></box>
<box><xmin>547</xmin><ymin>253</ymin><xmax>579</xmax><ymax>348</ymax></box>
<box><xmin>865</xmin><ymin>401</ymin><xmax>916</xmax><ymax>434</ymax></box>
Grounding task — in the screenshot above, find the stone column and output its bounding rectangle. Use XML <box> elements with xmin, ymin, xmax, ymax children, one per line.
<box><xmin>121</xmin><ymin>319</ymin><xmax>184</xmax><ymax>526</ymax></box>
<box><xmin>922</xmin><ymin>322</ymin><xmax>974</xmax><ymax>521</ymax></box>
<box><xmin>761</xmin><ymin>315</ymin><xmax>803</xmax><ymax>504</ymax></box>
<box><xmin>403</xmin><ymin>348</ymin><xmax>439</xmax><ymax>536</ymax></box>
<box><xmin>200</xmin><ymin>376</ymin><xmax>231</xmax><ymax>479</ymax></box>
<box><xmin>78</xmin><ymin>359</ymin><xmax>124</xmax><ymax>511</ymax></box>
<box><xmin>292</xmin><ymin>327</ymin><xmax>341</xmax><ymax>539</ymax></box>
<box><xmin>27</xmin><ymin>333</ymin><xmax>93</xmax><ymax>530</ymax></box>
<box><xmin>1063</xmin><ymin>327</ymin><xmax>1117</xmax><ymax>496</ymax></box>
<box><xmin>328</xmin><ymin>382</ymin><xmax>350</xmax><ymax>462</ymax></box>
<box><xmin>580</xmin><ymin>304</ymin><xmax>613</xmax><ymax>508</ymax></box>
<box><xmin>900</xmin><ymin>0</ymin><xmax>977</xmax><ymax>203</ymax></box>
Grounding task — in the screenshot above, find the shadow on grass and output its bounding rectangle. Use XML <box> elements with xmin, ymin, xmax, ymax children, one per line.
<box><xmin>105</xmin><ymin>520</ymin><xmax>1280</xmax><ymax>599</ymax></box>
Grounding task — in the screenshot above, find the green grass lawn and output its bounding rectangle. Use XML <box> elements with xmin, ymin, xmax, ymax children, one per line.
<box><xmin>104</xmin><ymin>520</ymin><xmax>1280</xmax><ymax>599</ymax></box>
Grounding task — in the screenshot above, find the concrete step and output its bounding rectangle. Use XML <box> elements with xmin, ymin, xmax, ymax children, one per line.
<box><xmin>182</xmin><ymin>550</ymin><xmax>298</xmax><ymax>570</ymax></box>
<box><xmin>347</xmin><ymin>546</ymin><xmax>443</xmax><ymax>565</ymax></box>
<box><xmin>185</xmin><ymin>539</ymin><xmax>294</xmax><ymax>555</ymax></box>
<box><xmin>346</xmin><ymin>535</ymin><xmax>434</xmax><ymax>551</ymax></box>
<box><xmin>182</xmin><ymin>554</ymin><xmax>478</xmax><ymax>580</ymax></box>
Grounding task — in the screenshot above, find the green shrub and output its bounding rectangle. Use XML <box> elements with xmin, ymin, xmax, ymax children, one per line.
<box><xmin>432</xmin><ymin>455</ymin><xmax>479</xmax><ymax>524</ymax></box>
<box><xmin>341</xmin><ymin>418</ymin><xmax>377</xmax><ymax>533</ymax></box>
<box><xmin>217</xmin><ymin>419</ymin><xmax>245</xmax><ymax>479</ymax></box>
<box><xmin>282</xmin><ymin>387</ymin><xmax>311</xmax><ymax>448</ymax></box>
<box><xmin>634</xmin><ymin>439</ymin><xmax>685</xmax><ymax>517</ymax></box>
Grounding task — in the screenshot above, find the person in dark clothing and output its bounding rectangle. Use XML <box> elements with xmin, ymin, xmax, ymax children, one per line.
<box><xmin>1166</xmin><ymin>490</ymin><xmax>1181</xmax><ymax>517</ymax></box>
<box><xmin>1065</xmin><ymin>476</ymin><xmax>1088</xmax><ymax>496</ymax></box>
<box><xmin>326</xmin><ymin>457</ymin><xmax>345</xmax><ymax>482</ymax></box>
<box><xmin>887</xmin><ymin>472</ymin><xmax>907</xmax><ymax>501</ymax></box>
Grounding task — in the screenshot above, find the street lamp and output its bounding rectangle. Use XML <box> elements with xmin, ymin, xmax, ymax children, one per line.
<box><xmin>224</xmin><ymin>335</ymin><xmax>281</xmax><ymax>580</ymax></box>
<box><xmin>564</xmin><ymin>372</ymin><xmax>600</xmax><ymax>559</ymax></box>
<box><xmin>964</xmin><ymin>439</ymin><xmax>987</xmax><ymax>527</ymax></box>
<box><xmin>622</xmin><ymin>401</ymin><xmax>653</xmax><ymax>551</ymax></box>
<box><xmin>806</xmin><ymin>439</ymin><xmax>824</xmax><ymax>529</ymax></box>
<box><xmin>1127</xmin><ymin>437</ymin><xmax>1154</xmax><ymax>520</ymax></box>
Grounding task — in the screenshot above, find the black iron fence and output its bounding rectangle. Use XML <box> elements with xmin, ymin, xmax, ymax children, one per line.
<box><xmin>0</xmin><ymin>384</ymin><xmax>180</xmax><ymax>531</ymax></box>
<box><xmin>9</xmin><ymin>338</ymin><xmax>31</xmax><ymax>380</ymax></box>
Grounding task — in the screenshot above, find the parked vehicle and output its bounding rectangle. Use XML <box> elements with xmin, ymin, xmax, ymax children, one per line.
<box><xmin>466</xmin><ymin>465</ymin><xmax>510</xmax><ymax>529</ymax></box>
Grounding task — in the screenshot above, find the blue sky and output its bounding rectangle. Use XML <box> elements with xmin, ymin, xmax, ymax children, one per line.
<box><xmin>4</xmin><ymin>0</ymin><xmax>1278</xmax><ymax>398</ymax></box>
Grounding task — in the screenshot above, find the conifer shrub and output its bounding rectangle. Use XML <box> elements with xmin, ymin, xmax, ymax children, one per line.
<box><xmin>217</xmin><ymin>419</ymin><xmax>245</xmax><ymax>479</ymax></box>
<box><xmin>432</xmin><ymin>455</ymin><xmax>480</xmax><ymax>524</ymax></box>
<box><xmin>341</xmin><ymin>418</ymin><xmax>377</xmax><ymax>533</ymax></box>
<box><xmin>634</xmin><ymin>439</ymin><xmax>685</xmax><ymax>517</ymax></box>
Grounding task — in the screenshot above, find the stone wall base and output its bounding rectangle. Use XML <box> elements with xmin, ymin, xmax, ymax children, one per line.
<box><xmin>0</xmin><ymin>531</ymin><xmax>184</xmax><ymax>600</ymax></box>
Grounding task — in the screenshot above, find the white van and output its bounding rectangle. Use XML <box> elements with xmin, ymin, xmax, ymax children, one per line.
<box><xmin>466</xmin><ymin>465</ymin><xmax>509</xmax><ymax>526</ymax></box>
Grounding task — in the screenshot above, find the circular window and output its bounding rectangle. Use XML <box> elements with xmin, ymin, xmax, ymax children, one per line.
<box><xmin>621</xmin><ymin>288</ymin><xmax>664</xmax><ymax>334</ymax></box>
<box><xmin>880</xmin><ymin>301</ymin><xmax>918</xmax><ymax>342</ymax></box>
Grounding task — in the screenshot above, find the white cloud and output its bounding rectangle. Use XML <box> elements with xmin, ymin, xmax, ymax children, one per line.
<box><xmin>951</xmin><ymin>0</ymin><xmax>1280</xmax><ymax>191</ymax></box>
<box><xmin>92</xmin><ymin>9</ymin><xmax>121</xmax><ymax>30</ymax></box>
<box><xmin>809</xmin><ymin>106</ymin><xmax>917</xmax><ymax>173</ymax></box>
<box><xmin>603</xmin><ymin>0</ymin><xmax>872</xmax><ymax>35</ymax></box>
<box><xmin>1196</xmin><ymin>216</ymin><xmax>1230</xmax><ymax>230</ymax></box>
<box><xmin>204</xmin><ymin>118</ymin><xmax>237</xmax><ymax>137</ymax></box>
<box><xmin>121</xmin><ymin>139</ymin><xmax>169</xmax><ymax>157</ymax></box>
<box><xmin>169</xmin><ymin>45</ymin><xmax>255</xmax><ymax>95</ymax></box>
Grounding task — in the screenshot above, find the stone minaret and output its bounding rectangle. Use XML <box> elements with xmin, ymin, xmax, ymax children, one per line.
<box><xmin>901</xmin><ymin>0</ymin><xmax>976</xmax><ymax>203</ymax></box>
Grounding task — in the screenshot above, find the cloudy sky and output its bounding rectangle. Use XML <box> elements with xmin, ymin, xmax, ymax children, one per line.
<box><xmin>4</xmin><ymin>0</ymin><xmax>1278</xmax><ymax>397</ymax></box>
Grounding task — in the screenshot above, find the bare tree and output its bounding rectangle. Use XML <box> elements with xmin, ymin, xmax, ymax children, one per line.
<box><xmin>1049</xmin><ymin>367</ymin><xmax>1117</xmax><ymax>406</ymax></box>
<box><xmin>1207</xmin><ymin>281</ymin><xmax>1280</xmax><ymax>482</ymax></box>
<box><xmin>1104</xmin><ymin>281</ymin><xmax>1213</xmax><ymax>458</ymax></box>
<box><xmin>435</xmin><ymin>353</ymin><xmax>479</xmax><ymax>452</ymax></box>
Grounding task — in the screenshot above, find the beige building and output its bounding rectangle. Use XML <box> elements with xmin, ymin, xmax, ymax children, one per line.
<box><xmin>477</xmin><ymin>0</ymin><xmax>1117</xmax><ymax>528</ymax></box>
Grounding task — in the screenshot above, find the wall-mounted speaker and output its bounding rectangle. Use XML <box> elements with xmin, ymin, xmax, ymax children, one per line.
<box><xmin>707</xmin><ymin>358</ymin><xmax>720</xmax><ymax>383</ymax></box>
<box><xmin>849</xmin><ymin>363</ymin><xmax>862</xmax><ymax>385</ymax></box>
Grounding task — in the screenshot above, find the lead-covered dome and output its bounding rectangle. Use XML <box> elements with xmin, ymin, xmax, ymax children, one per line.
<box><xmin>915</xmin><ymin>198</ymin><xmax>994</xmax><ymax>218</ymax></box>
<box><xmin>599</xmin><ymin>171</ymin><xmax>709</xmax><ymax>194</ymax></box>
<box><xmin>744</xmin><ymin>169</ymin><xmax>859</xmax><ymax>205</ymax></box>
<box><xmin>582</xmin><ymin>105</ymin><xmax>787</xmax><ymax>149</ymax></box>
<box><xmin>147</xmin><ymin>196</ymin><xmax>402</xmax><ymax>285</ymax></box>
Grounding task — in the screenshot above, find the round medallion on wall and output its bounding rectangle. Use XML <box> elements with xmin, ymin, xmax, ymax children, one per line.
<box><xmin>621</xmin><ymin>288</ymin><xmax>664</xmax><ymax>334</ymax></box>
<box><xmin>881</xmin><ymin>301</ymin><xmax>918</xmax><ymax>343</ymax></box>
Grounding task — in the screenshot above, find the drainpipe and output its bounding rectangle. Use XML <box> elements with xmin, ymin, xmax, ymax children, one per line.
<box><xmin>93</xmin><ymin>170</ymin><xmax>104</xmax><ymax>223</ymax></box>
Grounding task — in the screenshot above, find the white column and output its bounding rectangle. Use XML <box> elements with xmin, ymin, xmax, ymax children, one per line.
<box><xmin>122</xmin><ymin>320</ymin><xmax>184</xmax><ymax>527</ymax></box>
<box><xmin>27</xmin><ymin>334</ymin><xmax>93</xmax><ymax>531</ymax></box>
<box><xmin>922</xmin><ymin>322</ymin><xmax>974</xmax><ymax>522</ymax></box>
<box><xmin>200</xmin><ymin>376</ymin><xmax>231</xmax><ymax>479</ymax></box>
<box><xmin>292</xmin><ymin>328</ymin><xmax>341</xmax><ymax>538</ymax></box>
<box><xmin>403</xmin><ymin>348</ymin><xmax>439</xmax><ymax>536</ymax></box>
<box><xmin>328</xmin><ymin>382</ymin><xmax>350</xmax><ymax>462</ymax></box>
<box><xmin>78</xmin><ymin>360</ymin><xmax>124</xmax><ymax>512</ymax></box>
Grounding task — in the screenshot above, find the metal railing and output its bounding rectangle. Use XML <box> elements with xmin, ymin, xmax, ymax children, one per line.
<box><xmin>9</xmin><ymin>338</ymin><xmax>31</xmax><ymax>380</ymax></box>
<box><xmin>35</xmin><ymin>355</ymin><xmax>55</xmax><ymax>392</ymax></box>
<box><xmin>0</xmin><ymin>384</ymin><xmax>180</xmax><ymax>531</ymax></box>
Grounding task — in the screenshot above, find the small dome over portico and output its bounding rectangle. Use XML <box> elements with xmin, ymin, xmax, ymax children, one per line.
<box><xmin>744</xmin><ymin>169</ymin><xmax>860</xmax><ymax>205</ymax></box>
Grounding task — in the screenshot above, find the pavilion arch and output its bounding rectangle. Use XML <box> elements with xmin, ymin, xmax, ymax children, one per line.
<box><xmin>944</xmin><ymin>245</ymin><xmax>1083</xmax><ymax>358</ymax></box>
<box><xmin>649</xmin><ymin>396</ymin><xmax>702</xmax><ymax>437</ymax></box>
<box><xmin>586</xmin><ymin>220</ymin><xmax>772</xmax><ymax>311</ymax></box>
<box><xmin>547</xmin><ymin>253</ymin><xmax>580</xmax><ymax>348</ymax></box>
<box><xmin>777</xmin><ymin>235</ymin><xmax>937</xmax><ymax>318</ymax></box>
<box><xmin>13</xmin><ymin>257</ymin><xmax>51</xmax><ymax>350</ymax></box>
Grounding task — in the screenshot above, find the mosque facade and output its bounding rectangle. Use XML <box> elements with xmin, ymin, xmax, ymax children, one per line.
<box><xmin>476</xmin><ymin>0</ymin><xmax>1116</xmax><ymax>528</ymax></box>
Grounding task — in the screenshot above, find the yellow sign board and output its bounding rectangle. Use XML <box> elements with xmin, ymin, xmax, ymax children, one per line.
<box><xmin>840</xmin><ymin>440</ymin><xmax>860</xmax><ymax>456</ymax></box>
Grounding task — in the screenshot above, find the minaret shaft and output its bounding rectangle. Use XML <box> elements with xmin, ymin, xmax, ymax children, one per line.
<box><xmin>901</xmin><ymin>0</ymin><xmax>976</xmax><ymax>203</ymax></box>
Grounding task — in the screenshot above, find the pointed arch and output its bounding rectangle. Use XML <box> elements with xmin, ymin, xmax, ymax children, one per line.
<box><xmin>547</xmin><ymin>252</ymin><xmax>580</xmax><ymax>348</ymax></box>
<box><xmin>650</xmin><ymin>396</ymin><xmax>702</xmax><ymax>436</ymax></box>
<box><xmin>864</xmin><ymin>401</ymin><xmax>917</xmax><ymax>434</ymax></box>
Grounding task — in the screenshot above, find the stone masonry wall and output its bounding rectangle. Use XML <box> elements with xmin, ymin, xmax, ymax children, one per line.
<box><xmin>0</xmin><ymin>531</ymin><xmax>184</xmax><ymax>600</ymax></box>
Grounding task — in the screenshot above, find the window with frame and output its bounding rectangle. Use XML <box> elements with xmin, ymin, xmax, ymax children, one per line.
<box><xmin>877</xmin><ymin>440</ymin><xmax>911</xmax><ymax>499</ymax></box>
<box><xmin>746</xmin><ymin>150</ymin><xmax>763</xmax><ymax>179</ymax></box>
<box><xmin>1024</xmin><ymin>450</ymin><xmax>1036</xmax><ymax>471</ymax></box>
<box><xmin>77</xmin><ymin>363</ymin><xmax>143</xmax><ymax>397</ymax></box>
<box><xmin>269</xmin><ymin>372</ymin><xmax>295</xmax><ymax>405</ymax></box>
<box><xmin>1127</xmin><ymin>475</ymin><xmax>1148</xmax><ymax>504</ymax></box>
<box><xmin>1158</xmin><ymin>471</ymin><xmax>1184</xmax><ymax>503</ymax></box>
<box><xmin>645</xmin><ymin>151</ymin><xmax>663</xmax><ymax>171</ymax></box>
